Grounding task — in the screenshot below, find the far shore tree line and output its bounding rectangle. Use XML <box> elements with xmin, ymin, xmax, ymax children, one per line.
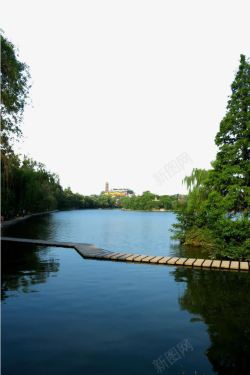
<box><xmin>1</xmin><ymin>32</ymin><xmax>249</xmax><ymax>260</ymax></box>
<box><xmin>120</xmin><ymin>191</ymin><xmax>185</xmax><ymax>211</ymax></box>
<box><xmin>1</xmin><ymin>153</ymin><xmax>184</xmax><ymax>218</ymax></box>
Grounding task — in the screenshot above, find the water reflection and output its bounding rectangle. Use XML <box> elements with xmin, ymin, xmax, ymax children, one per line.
<box><xmin>168</xmin><ymin>242</ymin><xmax>211</xmax><ymax>258</ymax></box>
<box><xmin>2</xmin><ymin>211</ymin><xmax>250</xmax><ymax>375</ymax></box>
<box><xmin>173</xmin><ymin>267</ymin><xmax>250</xmax><ymax>374</ymax></box>
<box><xmin>1</xmin><ymin>242</ymin><xmax>59</xmax><ymax>300</ymax></box>
<box><xmin>2</xmin><ymin>214</ymin><xmax>56</xmax><ymax>239</ymax></box>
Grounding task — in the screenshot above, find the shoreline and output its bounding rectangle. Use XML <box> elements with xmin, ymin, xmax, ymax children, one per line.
<box><xmin>121</xmin><ymin>208</ymin><xmax>173</xmax><ymax>212</ymax></box>
<box><xmin>1</xmin><ymin>210</ymin><xmax>58</xmax><ymax>228</ymax></box>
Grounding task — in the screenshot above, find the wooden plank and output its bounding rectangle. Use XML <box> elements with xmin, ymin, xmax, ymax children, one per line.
<box><xmin>2</xmin><ymin>236</ymin><xmax>76</xmax><ymax>248</ymax></box>
<box><xmin>102</xmin><ymin>252</ymin><xmax>121</xmax><ymax>259</ymax></box>
<box><xmin>90</xmin><ymin>253</ymin><xmax>108</xmax><ymax>260</ymax></box>
<box><xmin>193</xmin><ymin>259</ymin><xmax>205</xmax><ymax>267</ymax></box>
<box><xmin>115</xmin><ymin>253</ymin><xmax>134</xmax><ymax>260</ymax></box>
<box><xmin>230</xmin><ymin>261</ymin><xmax>239</xmax><ymax>270</ymax></box>
<box><xmin>93</xmin><ymin>251</ymin><xmax>111</xmax><ymax>257</ymax></box>
<box><xmin>110</xmin><ymin>253</ymin><xmax>127</xmax><ymax>260</ymax></box>
<box><xmin>184</xmin><ymin>258</ymin><xmax>196</xmax><ymax>266</ymax></box>
<box><xmin>221</xmin><ymin>260</ymin><xmax>230</xmax><ymax>269</ymax></box>
<box><xmin>133</xmin><ymin>255</ymin><xmax>148</xmax><ymax>262</ymax></box>
<box><xmin>175</xmin><ymin>258</ymin><xmax>188</xmax><ymax>265</ymax></box>
<box><xmin>240</xmin><ymin>262</ymin><xmax>249</xmax><ymax>271</ymax></box>
<box><xmin>125</xmin><ymin>254</ymin><xmax>141</xmax><ymax>261</ymax></box>
<box><xmin>202</xmin><ymin>259</ymin><xmax>212</xmax><ymax>268</ymax></box>
<box><xmin>141</xmin><ymin>256</ymin><xmax>157</xmax><ymax>263</ymax></box>
<box><xmin>211</xmin><ymin>260</ymin><xmax>221</xmax><ymax>269</ymax></box>
<box><xmin>81</xmin><ymin>252</ymin><xmax>108</xmax><ymax>259</ymax></box>
<box><xmin>149</xmin><ymin>256</ymin><xmax>164</xmax><ymax>263</ymax></box>
<box><xmin>158</xmin><ymin>256</ymin><xmax>172</xmax><ymax>264</ymax></box>
<box><xmin>166</xmin><ymin>257</ymin><xmax>180</xmax><ymax>265</ymax></box>
<box><xmin>75</xmin><ymin>245</ymin><xmax>108</xmax><ymax>258</ymax></box>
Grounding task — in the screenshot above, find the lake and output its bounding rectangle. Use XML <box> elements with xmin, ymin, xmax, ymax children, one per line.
<box><xmin>2</xmin><ymin>210</ymin><xmax>250</xmax><ymax>374</ymax></box>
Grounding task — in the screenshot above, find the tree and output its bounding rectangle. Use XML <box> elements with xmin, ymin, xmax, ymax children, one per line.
<box><xmin>173</xmin><ymin>55</ymin><xmax>250</xmax><ymax>259</ymax></box>
<box><xmin>1</xmin><ymin>32</ymin><xmax>30</xmax><ymax>155</ymax></box>
<box><xmin>213</xmin><ymin>54</ymin><xmax>250</xmax><ymax>214</ymax></box>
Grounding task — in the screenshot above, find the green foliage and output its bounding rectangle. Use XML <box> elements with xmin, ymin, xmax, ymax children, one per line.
<box><xmin>1</xmin><ymin>155</ymin><xmax>61</xmax><ymax>217</ymax></box>
<box><xmin>1</xmin><ymin>32</ymin><xmax>31</xmax><ymax>155</ymax></box>
<box><xmin>214</xmin><ymin>55</ymin><xmax>250</xmax><ymax>186</ymax></box>
<box><xmin>120</xmin><ymin>191</ymin><xmax>184</xmax><ymax>211</ymax></box>
<box><xmin>1</xmin><ymin>154</ymin><xmax>118</xmax><ymax>219</ymax></box>
<box><xmin>173</xmin><ymin>55</ymin><xmax>250</xmax><ymax>260</ymax></box>
<box><xmin>181</xmin><ymin>227</ymin><xmax>218</xmax><ymax>249</ymax></box>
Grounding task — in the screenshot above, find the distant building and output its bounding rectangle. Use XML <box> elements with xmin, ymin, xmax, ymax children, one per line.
<box><xmin>105</xmin><ymin>182</ymin><xmax>109</xmax><ymax>193</ymax></box>
<box><xmin>103</xmin><ymin>183</ymin><xmax>134</xmax><ymax>197</ymax></box>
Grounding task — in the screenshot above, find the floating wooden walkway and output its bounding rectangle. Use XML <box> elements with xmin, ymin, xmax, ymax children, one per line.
<box><xmin>1</xmin><ymin>237</ymin><xmax>249</xmax><ymax>272</ymax></box>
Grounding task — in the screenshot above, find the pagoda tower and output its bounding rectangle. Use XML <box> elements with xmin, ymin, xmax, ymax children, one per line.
<box><xmin>105</xmin><ymin>182</ymin><xmax>109</xmax><ymax>193</ymax></box>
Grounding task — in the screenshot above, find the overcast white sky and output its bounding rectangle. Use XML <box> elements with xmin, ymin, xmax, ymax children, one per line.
<box><xmin>1</xmin><ymin>0</ymin><xmax>250</xmax><ymax>195</ymax></box>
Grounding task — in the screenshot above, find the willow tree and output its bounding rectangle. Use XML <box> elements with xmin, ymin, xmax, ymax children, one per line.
<box><xmin>1</xmin><ymin>32</ymin><xmax>30</xmax><ymax>217</ymax></box>
<box><xmin>1</xmin><ymin>32</ymin><xmax>30</xmax><ymax>155</ymax></box>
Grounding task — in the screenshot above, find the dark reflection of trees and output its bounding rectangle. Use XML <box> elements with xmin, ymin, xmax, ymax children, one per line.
<box><xmin>173</xmin><ymin>267</ymin><xmax>250</xmax><ymax>374</ymax></box>
<box><xmin>1</xmin><ymin>242</ymin><xmax>59</xmax><ymax>300</ymax></box>
<box><xmin>169</xmin><ymin>242</ymin><xmax>211</xmax><ymax>259</ymax></box>
<box><xmin>1</xmin><ymin>213</ymin><xmax>55</xmax><ymax>239</ymax></box>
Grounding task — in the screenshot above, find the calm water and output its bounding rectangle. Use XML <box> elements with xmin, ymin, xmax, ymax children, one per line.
<box><xmin>2</xmin><ymin>210</ymin><xmax>250</xmax><ymax>375</ymax></box>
